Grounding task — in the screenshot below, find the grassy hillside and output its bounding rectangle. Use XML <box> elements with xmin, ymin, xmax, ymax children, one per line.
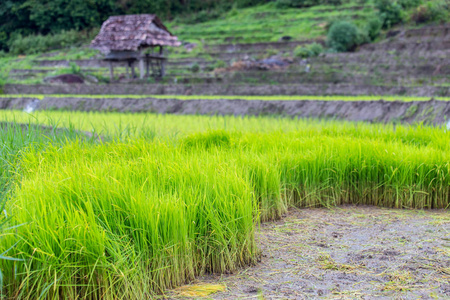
<box><xmin>0</xmin><ymin>0</ymin><xmax>448</xmax><ymax>90</ymax></box>
<box><xmin>169</xmin><ymin>0</ymin><xmax>377</xmax><ymax>44</ymax></box>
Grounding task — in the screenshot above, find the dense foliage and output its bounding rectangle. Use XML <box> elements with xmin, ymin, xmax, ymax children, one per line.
<box><xmin>293</xmin><ymin>42</ymin><xmax>324</xmax><ymax>58</ymax></box>
<box><xmin>327</xmin><ymin>21</ymin><xmax>359</xmax><ymax>52</ymax></box>
<box><xmin>365</xmin><ymin>17</ymin><xmax>382</xmax><ymax>41</ymax></box>
<box><xmin>411</xmin><ymin>1</ymin><xmax>450</xmax><ymax>24</ymax></box>
<box><xmin>375</xmin><ymin>0</ymin><xmax>403</xmax><ymax>29</ymax></box>
<box><xmin>0</xmin><ymin>0</ymin><xmax>266</xmax><ymax>52</ymax></box>
<box><xmin>7</xmin><ymin>30</ymin><xmax>93</xmax><ymax>55</ymax></box>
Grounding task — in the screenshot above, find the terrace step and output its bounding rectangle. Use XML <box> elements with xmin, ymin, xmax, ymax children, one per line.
<box><xmin>162</xmin><ymin>73</ymin><xmax>448</xmax><ymax>87</ymax></box>
<box><xmin>204</xmin><ymin>40</ymin><xmax>324</xmax><ymax>53</ymax></box>
<box><xmin>4</xmin><ymin>83</ymin><xmax>448</xmax><ymax>97</ymax></box>
<box><xmin>360</xmin><ymin>40</ymin><xmax>450</xmax><ymax>53</ymax></box>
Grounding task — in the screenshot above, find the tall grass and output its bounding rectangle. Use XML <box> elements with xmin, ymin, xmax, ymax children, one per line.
<box><xmin>0</xmin><ymin>115</ymin><xmax>449</xmax><ymax>298</ymax></box>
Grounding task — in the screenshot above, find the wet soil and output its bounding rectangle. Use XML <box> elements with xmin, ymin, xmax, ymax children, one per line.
<box><xmin>170</xmin><ymin>206</ymin><xmax>450</xmax><ymax>299</ymax></box>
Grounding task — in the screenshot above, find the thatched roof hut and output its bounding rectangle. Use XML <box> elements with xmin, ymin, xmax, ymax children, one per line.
<box><xmin>91</xmin><ymin>14</ymin><xmax>181</xmax><ymax>53</ymax></box>
<box><xmin>91</xmin><ymin>14</ymin><xmax>180</xmax><ymax>79</ymax></box>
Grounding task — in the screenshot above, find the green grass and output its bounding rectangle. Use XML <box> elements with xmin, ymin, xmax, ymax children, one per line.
<box><xmin>168</xmin><ymin>1</ymin><xmax>377</xmax><ymax>44</ymax></box>
<box><xmin>33</xmin><ymin>47</ymin><xmax>100</xmax><ymax>61</ymax></box>
<box><xmin>0</xmin><ymin>114</ymin><xmax>449</xmax><ymax>298</ymax></box>
<box><xmin>1</xmin><ymin>94</ymin><xmax>450</xmax><ymax>102</ymax></box>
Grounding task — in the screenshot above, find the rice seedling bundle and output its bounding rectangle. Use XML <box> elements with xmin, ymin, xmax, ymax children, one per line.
<box><xmin>1</xmin><ymin>140</ymin><xmax>257</xmax><ymax>298</ymax></box>
<box><xmin>0</xmin><ymin>113</ymin><xmax>449</xmax><ymax>298</ymax></box>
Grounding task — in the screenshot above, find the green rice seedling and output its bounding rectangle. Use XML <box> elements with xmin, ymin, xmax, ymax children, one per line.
<box><xmin>0</xmin><ymin>120</ymin><xmax>88</xmax><ymax>202</ymax></box>
<box><xmin>2</xmin><ymin>111</ymin><xmax>450</xmax><ymax>149</ymax></box>
<box><xmin>0</xmin><ymin>140</ymin><xmax>257</xmax><ymax>299</ymax></box>
<box><xmin>181</xmin><ymin>129</ymin><xmax>233</xmax><ymax>150</ymax></box>
<box><xmin>1</xmin><ymin>112</ymin><xmax>449</xmax><ymax>298</ymax></box>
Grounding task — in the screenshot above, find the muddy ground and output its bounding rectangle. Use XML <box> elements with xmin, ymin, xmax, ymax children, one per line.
<box><xmin>2</xmin><ymin>97</ymin><xmax>450</xmax><ymax>125</ymax></box>
<box><xmin>168</xmin><ymin>206</ymin><xmax>450</xmax><ymax>299</ymax></box>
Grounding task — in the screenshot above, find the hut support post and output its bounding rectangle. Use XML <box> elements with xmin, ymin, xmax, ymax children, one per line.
<box><xmin>131</xmin><ymin>62</ymin><xmax>136</xmax><ymax>78</ymax></box>
<box><xmin>109</xmin><ymin>62</ymin><xmax>114</xmax><ymax>81</ymax></box>
<box><xmin>125</xmin><ymin>63</ymin><xmax>129</xmax><ymax>78</ymax></box>
<box><xmin>139</xmin><ymin>58</ymin><xmax>145</xmax><ymax>79</ymax></box>
<box><xmin>145</xmin><ymin>56</ymin><xmax>150</xmax><ymax>77</ymax></box>
<box><xmin>159</xmin><ymin>46</ymin><xmax>165</xmax><ymax>77</ymax></box>
<box><xmin>161</xmin><ymin>60</ymin><xmax>165</xmax><ymax>77</ymax></box>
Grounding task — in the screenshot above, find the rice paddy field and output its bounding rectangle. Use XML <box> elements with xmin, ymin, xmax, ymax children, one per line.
<box><xmin>0</xmin><ymin>110</ymin><xmax>449</xmax><ymax>299</ymax></box>
<box><xmin>2</xmin><ymin>94</ymin><xmax>450</xmax><ymax>102</ymax></box>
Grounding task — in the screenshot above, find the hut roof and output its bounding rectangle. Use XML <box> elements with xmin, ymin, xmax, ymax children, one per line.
<box><xmin>91</xmin><ymin>14</ymin><xmax>181</xmax><ymax>53</ymax></box>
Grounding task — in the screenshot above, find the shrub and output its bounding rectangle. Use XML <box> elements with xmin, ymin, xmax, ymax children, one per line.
<box><xmin>294</xmin><ymin>43</ymin><xmax>324</xmax><ymax>58</ymax></box>
<box><xmin>69</xmin><ymin>62</ymin><xmax>81</xmax><ymax>75</ymax></box>
<box><xmin>398</xmin><ymin>0</ymin><xmax>421</xmax><ymax>9</ymax></box>
<box><xmin>309</xmin><ymin>43</ymin><xmax>324</xmax><ymax>56</ymax></box>
<box><xmin>375</xmin><ymin>0</ymin><xmax>403</xmax><ymax>29</ymax></box>
<box><xmin>8</xmin><ymin>30</ymin><xmax>84</xmax><ymax>55</ymax></box>
<box><xmin>356</xmin><ymin>28</ymin><xmax>370</xmax><ymax>45</ymax></box>
<box><xmin>411</xmin><ymin>5</ymin><xmax>430</xmax><ymax>23</ymax></box>
<box><xmin>327</xmin><ymin>21</ymin><xmax>359</xmax><ymax>52</ymax></box>
<box><xmin>293</xmin><ymin>46</ymin><xmax>310</xmax><ymax>58</ymax></box>
<box><xmin>228</xmin><ymin>4</ymin><xmax>239</xmax><ymax>16</ymax></box>
<box><xmin>366</xmin><ymin>17</ymin><xmax>382</xmax><ymax>41</ymax></box>
<box><xmin>190</xmin><ymin>63</ymin><xmax>200</xmax><ymax>73</ymax></box>
<box><xmin>265</xmin><ymin>48</ymin><xmax>279</xmax><ymax>57</ymax></box>
<box><xmin>411</xmin><ymin>1</ymin><xmax>449</xmax><ymax>24</ymax></box>
<box><xmin>214</xmin><ymin>60</ymin><xmax>227</xmax><ymax>69</ymax></box>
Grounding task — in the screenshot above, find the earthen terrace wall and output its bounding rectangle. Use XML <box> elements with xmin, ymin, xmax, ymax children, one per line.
<box><xmin>3</xmin><ymin>84</ymin><xmax>448</xmax><ymax>97</ymax></box>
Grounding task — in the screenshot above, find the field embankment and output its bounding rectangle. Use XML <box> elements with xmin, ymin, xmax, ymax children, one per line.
<box><xmin>3</xmin><ymin>82</ymin><xmax>448</xmax><ymax>97</ymax></box>
<box><xmin>2</xmin><ymin>96</ymin><xmax>450</xmax><ymax>125</ymax></box>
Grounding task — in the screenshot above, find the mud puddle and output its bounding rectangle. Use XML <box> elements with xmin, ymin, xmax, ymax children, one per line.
<box><xmin>168</xmin><ymin>206</ymin><xmax>450</xmax><ymax>299</ymax></box>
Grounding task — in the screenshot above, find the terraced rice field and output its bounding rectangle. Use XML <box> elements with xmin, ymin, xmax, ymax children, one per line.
<box><xmin>0</xmin><ymin>112</ymin><xmax>449</xmax><ymax>299</ymax></box>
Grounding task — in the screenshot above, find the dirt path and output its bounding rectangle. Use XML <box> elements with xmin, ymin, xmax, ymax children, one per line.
<box><xmin>169</xmin><ymin>206</ymin><xmax>450</xmax><ymax>299</ymax></box>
